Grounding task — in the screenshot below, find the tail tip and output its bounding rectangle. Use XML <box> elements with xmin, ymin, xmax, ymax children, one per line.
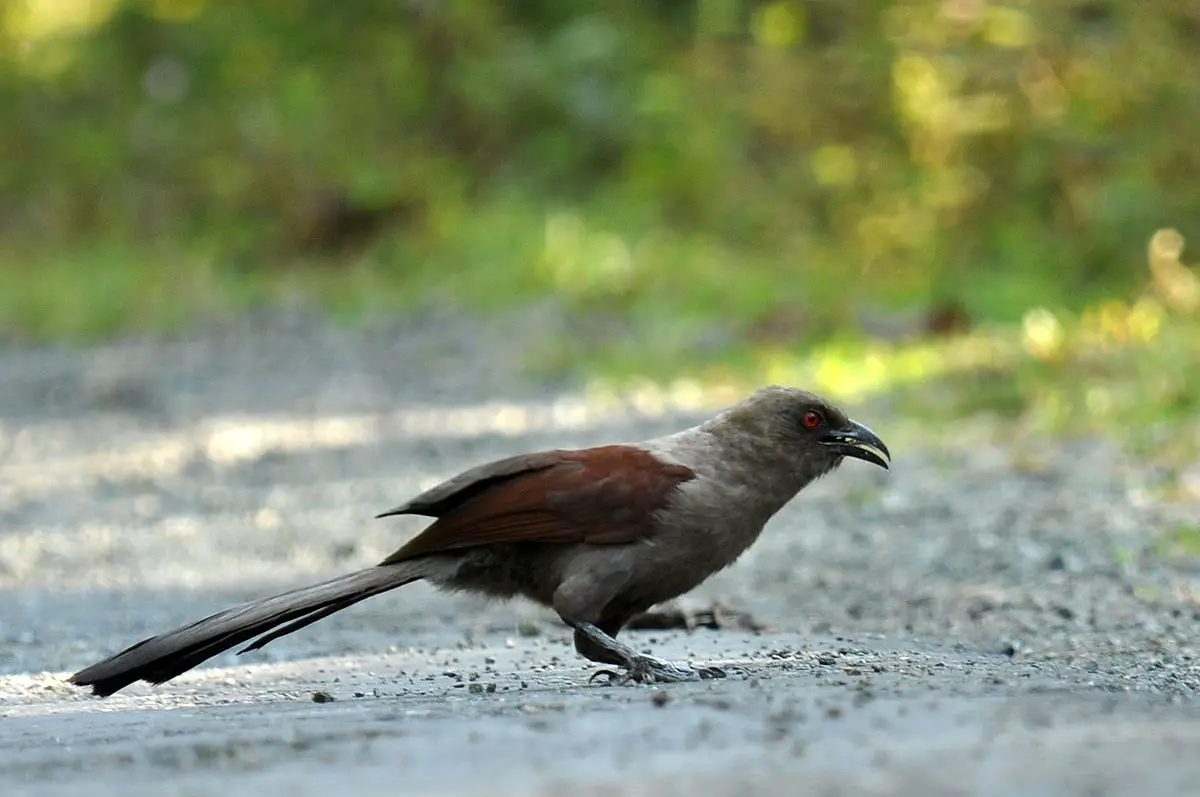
<box><xmin>66</xmin><ymin>670</ymin><xmax>122</xmax><ymax>698</ymax></box>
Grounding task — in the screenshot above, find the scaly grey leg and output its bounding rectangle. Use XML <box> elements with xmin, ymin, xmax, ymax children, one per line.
<box><xmin>572</xmin><ymin>622</ymin><xmax>727</xmax><ymax>685</ymax></box>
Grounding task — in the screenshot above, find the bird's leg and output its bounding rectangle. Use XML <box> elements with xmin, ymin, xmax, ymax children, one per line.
<box><xmin>573</xmin><ymin>621</ymin><xmax>627</xmax><ymax>666</ymax></box>
<box><xmin>571</xmin><ymin>622</ymin><xmax>727</xmax><ymax>685</ymax></box>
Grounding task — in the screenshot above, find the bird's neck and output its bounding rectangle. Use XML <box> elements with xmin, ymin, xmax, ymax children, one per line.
<box><xmin>649</xmin><ymin>425</ymin><xmax>834</xmax><ymax>520</ymax></box>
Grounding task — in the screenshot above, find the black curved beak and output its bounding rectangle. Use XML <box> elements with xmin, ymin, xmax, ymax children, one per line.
<box><xmin>820</xmin><ymin>419</ymin><xmax>890</xmax><ymax>470</ymax></box>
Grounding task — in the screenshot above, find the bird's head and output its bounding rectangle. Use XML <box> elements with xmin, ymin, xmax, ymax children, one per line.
<box><xmin>710</xmin><ymin>385</ymin><xmax>891</xmax><ymax>473</ymax></box>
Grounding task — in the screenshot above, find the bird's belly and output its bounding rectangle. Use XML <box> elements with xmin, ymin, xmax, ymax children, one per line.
<box><xmin>435</xmin><ymin>544</ymin><xmax>567</xmax><ymax>607</ymax></box>
<box><xmin>624</xmin><ymin>526</ymin><xmax>761</xmax><ymax>610</ymax></box>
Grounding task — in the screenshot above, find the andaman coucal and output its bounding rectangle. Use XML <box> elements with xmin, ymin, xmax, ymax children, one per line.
<box><xmin>69</xmin><ymin>386</ymin><xmax>890</xmax><ymax>696</ymax></box>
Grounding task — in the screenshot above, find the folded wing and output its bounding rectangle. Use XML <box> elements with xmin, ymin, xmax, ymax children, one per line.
<box><xmin>378</xmin><ymin>445</ymin><xmax>696</xmax><ymax>563</ymax></box>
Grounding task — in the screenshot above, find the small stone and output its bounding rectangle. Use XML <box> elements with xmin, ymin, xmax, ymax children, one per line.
<box><xmin>311</xmin><ymin>691</ymin><xmax>335</xmax><ymax>704</ymax></box>
<box><xmin>651</xmin><ymin>690</ymin><xmax>670</xmax><ymax>707</ymax></box>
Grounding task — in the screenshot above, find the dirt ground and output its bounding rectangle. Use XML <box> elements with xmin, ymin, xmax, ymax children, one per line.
<box><xmin>2</xmin><ymin>310</ymin><xmax>1198</xmax><ymax>796</ymax></box>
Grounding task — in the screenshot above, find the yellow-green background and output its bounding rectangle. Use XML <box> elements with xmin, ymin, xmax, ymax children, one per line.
<box><xmin>1</xmin><ymin>0</ymin><xmax>1198</xmax><ymax>464</ymax></box>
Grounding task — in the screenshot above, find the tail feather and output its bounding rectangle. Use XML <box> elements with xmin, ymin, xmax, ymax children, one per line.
<box><xmin>69</xmin><ymin>562</ymin><xmax>427</xmax><ymax>697</ymax></box>
<box><xmin>238</xmin><ymin>594</ymin><xmax>366</xmax><ymax>655</ymax></box>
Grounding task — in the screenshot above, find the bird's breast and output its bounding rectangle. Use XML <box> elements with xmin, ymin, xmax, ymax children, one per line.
<box><xmin>649</xmin><ymin>476</ymin><xmax>778</xmax><ymax>577</ymax></box>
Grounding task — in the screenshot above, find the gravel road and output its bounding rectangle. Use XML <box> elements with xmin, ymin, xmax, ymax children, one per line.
<box><xmin>2</xmin><ymin>308</ymin><xmax>1198</xmax><ymax>796</ymax></box>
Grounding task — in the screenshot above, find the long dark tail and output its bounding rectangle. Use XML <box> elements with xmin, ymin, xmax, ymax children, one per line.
<box><xmin>69</xmin><ymin>561</ymin><xmax>430</xmax><ymax>697</ymax></box>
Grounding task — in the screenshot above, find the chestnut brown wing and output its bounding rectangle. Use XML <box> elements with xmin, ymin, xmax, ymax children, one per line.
<box><xmin>378</xmin><ymin>445</ymin><xmax>695</xmax><ymax>564</ymax></box>
<box><xmin>376</xmin><ymin>450</ymin><xmax>568</xmax><ymax>518</ymax></box>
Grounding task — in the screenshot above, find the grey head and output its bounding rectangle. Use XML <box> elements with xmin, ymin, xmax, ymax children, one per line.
<box><xmin>702</xmin><ymin>385</ymin><xmax>891</xmax><ymax>476</ymax></box>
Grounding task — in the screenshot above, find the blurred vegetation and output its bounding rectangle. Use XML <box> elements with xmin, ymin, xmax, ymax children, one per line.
<box><xmin>1</xmin><ymin>0</ymin><xmax>1198</xmax><ymax>457</ymax></box>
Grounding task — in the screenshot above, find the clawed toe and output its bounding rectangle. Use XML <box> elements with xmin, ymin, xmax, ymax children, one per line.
<box><xmin>589</xmin><ymin>656</ymin><xmax>727</xmax><ymax>686</ymax></box>
<box><xmin>588</xmin><ymin>668</ymin><xmax>624</xmax><ymax>685</ymax></box>
<box><xmin>588</xmin><ymin>666</ymin><xmax>641</xmax><ymax>686</ymax></box>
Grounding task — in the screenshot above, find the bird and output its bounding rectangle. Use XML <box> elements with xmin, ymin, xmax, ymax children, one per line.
<box><xmin>68</xmin><ymin>386</ymin><xmax>890</xmax><ymax>697</ymax></box>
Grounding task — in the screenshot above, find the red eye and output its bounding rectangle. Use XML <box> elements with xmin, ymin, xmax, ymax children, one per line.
<box><xmin>802</xmin><ymin>410</ymin><xmax>822</xmax><ymax>429</ymax></box>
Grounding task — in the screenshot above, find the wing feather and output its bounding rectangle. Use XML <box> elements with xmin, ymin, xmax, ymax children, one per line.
<box><xmin>378</xmin><ymin>445</ymin><xmax>694</xmax><ymax>564</ymax></box>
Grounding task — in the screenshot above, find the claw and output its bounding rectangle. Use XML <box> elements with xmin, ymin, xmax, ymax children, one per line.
<box><xmin>588</xmin><ymin>657</ymin><xmax>729</xmax><ymax>686</ymax></box>
<box><xmin>588</xmin><ymin>668</ymin><xmax>623</xmax><ymax>685</ymax></box>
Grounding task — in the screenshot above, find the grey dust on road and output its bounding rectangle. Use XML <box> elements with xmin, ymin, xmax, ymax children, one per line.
<box><xmin>2</xmin><ymin>311</ymin><xmax>1198</xmax><ymax>797</ymax></box>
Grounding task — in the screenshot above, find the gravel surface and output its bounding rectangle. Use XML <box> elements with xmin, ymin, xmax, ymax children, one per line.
<box><xmin>1</xmin><ymin>308</ymin><xmax>1198</xmax><ymax>796</ymax></box>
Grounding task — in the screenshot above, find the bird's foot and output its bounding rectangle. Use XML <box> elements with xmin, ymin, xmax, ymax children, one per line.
<box><xmin>588</xmin><ymin>655</ymin><xmax>727</xmax><ymax>686</ymax></box>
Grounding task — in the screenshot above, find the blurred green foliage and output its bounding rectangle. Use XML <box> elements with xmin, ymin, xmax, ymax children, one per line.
<box><xmin>1</xmin><ymin>0</ymin><xmax>1198</xmax><ymax>401</ymax></box>
<box><xmin>3</xmin><ymin>1</ymin><xmax>1199</xmax><ymax>323</ymax></box>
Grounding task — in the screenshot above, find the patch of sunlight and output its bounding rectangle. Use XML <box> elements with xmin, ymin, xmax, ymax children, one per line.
<box><xmin>893</xmin><ymin>55</ymin><xmax>953</xmax><ymax>128</ymax></box>
<box><xmin>3</xmin><ymin>0</ymin><xmax>122</xmax><ymax>76</ymax></box>
<box><xmin>585</xmin><ymin>333</ymin><xmax>1013</xmax><ymax>414</ymax></box>
<box><xmin>760</xmin><ymin>336</ymin><xmax>1001</xmax><ymax>403</ymax></box>
<box><xmin>752</xmin><ymin>1</ymin><xmax>805</xmax><ymax>48</ymax></box>
<box><xmin>983</xmin><ymin>6</ymin><xmax>1034</xmax><ymax>48</ymax></box>
<box><xmin>203</xmin><ymin>416</ymin><xmax>377</xmax><ymax>465</ymax></box>
<box><xmin>1148</xmin><ymin>228</ymin><xmax>1200</xmax><ymax>315</ymax></box>
<box><xmin>583</xmin><ymin>377</ymin><xmax>743</xmax><ymax>418</ymax></box>
<box><xmin>1022</xmin><ymin>294</ymin><xmax>1170</xmax><ymax>365</ymax></box>
<box><xmin>1085</xmin><ymin>386</ymin><xmax>1114</xmax><ymax>417</ymax></box>
<box><xmin>0</xmin><ymin>393</ymin><xmax>711</xmax><ymax>496</ymax></box>
<box><xmin>539</xmin><ymin>211</ymin><xmax>636</xmax><ymax>297</ymax></box>
<box><xmin>811</xmin><ymin>145</ymin><xmax>858</xmax><ymax>187</ymax></box>
<box><xmin>0</xmin><ymin>516</ymin><xmax>349</xmax><ymax>591</ymax></box>
<box><xmin>0</xmin><ymin>522</ymin><xmax>131</xmax><ymax>582</ymax></box>
<box><xmin>3</xmin><ymin>0</ymin><xmax>119</xmax><ymax>42</ymax></box>
<box><xmin>1022</xmin><ymin>307</ymin><xmax>1065</xmax><ymax>360</ymax></box>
